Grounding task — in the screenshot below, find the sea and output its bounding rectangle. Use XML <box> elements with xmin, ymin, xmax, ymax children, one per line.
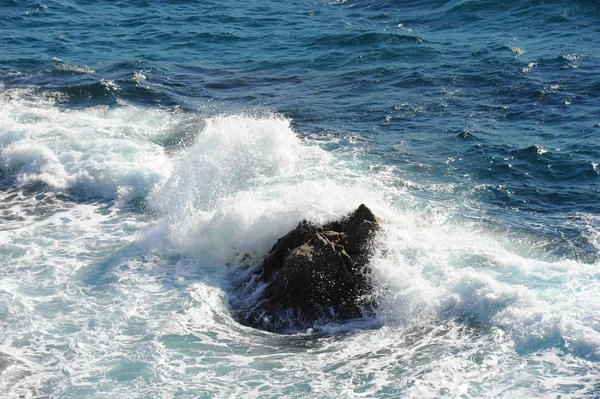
<box><xmin>1</xmin><ymin>0</ymin><xmax>599</xmax><ymax>397</ymax></box>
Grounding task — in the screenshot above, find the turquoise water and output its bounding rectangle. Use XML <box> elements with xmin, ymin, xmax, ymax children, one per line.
<box><xmin>1</xmin><ymin>1</ymin><xmax>599</xmax><ymax>397</ymax></box>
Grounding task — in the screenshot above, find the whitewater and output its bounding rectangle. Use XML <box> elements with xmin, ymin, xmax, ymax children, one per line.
<box><xmin>2</xmin><ymin>0</ymin><xmax>600</xmax><ymax>397</ymax></box>
<box><xmin>0</xmin><ymin>88</ymin><xmax>598</xmax><ymax>398</ymax></box>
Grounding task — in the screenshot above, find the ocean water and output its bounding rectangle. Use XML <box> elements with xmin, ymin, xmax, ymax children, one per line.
<box><xmin>1</xmin><ymin>0</ymin><xmax>599</xmax><ymax>397</ymax></box>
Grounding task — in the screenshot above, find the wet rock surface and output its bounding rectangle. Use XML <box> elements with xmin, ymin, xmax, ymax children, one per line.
<box><xmin>234</xmin><ymin>204</ymin><xmax>380</xmax><ymax>333</ymax></box>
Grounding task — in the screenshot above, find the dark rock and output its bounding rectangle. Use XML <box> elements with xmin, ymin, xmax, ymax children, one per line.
<box><xmin>234</xmin><ymin>204</ymin><xmax>380</xmax><ymax>333</ymax></box>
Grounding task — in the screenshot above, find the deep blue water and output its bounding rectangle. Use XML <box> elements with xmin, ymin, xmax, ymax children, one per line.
<box><xmin>1</xmin><ymin>1</ymin><xmax>600</xmax><ymax>397</ymax></box>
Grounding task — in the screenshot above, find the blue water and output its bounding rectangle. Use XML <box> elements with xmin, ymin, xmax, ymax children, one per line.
<box><xmin>1</xmin><ymin>0</ymin><xmax>599</xmax><ymax>397</ymax></box>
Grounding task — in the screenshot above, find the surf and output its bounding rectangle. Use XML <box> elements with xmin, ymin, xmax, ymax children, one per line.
<box><xmin>1</xmin><ymin>86</ymin><xmax>599</xmax><ymax>398</ymax></box>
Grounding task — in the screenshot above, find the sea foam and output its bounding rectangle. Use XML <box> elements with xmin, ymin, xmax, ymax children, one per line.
<box><xmin>0</xmin><ymin>89</ymin><xmax>172</xmax><ymax>203</ymax></box>
<box><xmin>2</xmin><ymin>91</ymin><xmax>600</xmax><ymax>398</ymax></box>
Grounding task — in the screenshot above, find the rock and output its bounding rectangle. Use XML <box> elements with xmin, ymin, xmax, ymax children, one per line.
<box><xmin>234</xmin><ymin>204</ymin><xmax>380</xmax><ymax>332</ymax></box>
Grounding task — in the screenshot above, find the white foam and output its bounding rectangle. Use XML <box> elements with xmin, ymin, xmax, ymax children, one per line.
<box><xmin>356</xmin><ymin>196</ymin><xmax>600</xmax><ymax>364</ymax></box>
<box><xmin>137</xmin><ymin>110</ymin><xmax>600</xmax><ymax>366</ymax></box>
<box><xmin>151</xmin><ymin>114</ymin><xmax>322</xmax><ymax>213</ymax></box>
<box><xmin>2</xmin><ymin>90</ymin><xmax>600</xmax><ymax>397</ymax></box>
<box><xmin>146</xmin><ymin>113</ymin><xmax>389</xmax><ymax>264</ymax></box>
<box><xmin>0</xmin><ymin>89</ymin><xmax>172</xmax><ymax>202</ymax></box>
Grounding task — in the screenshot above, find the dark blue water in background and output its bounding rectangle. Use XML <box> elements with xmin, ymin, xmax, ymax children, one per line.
<box><xmin>1</xmin><ymin>1</ymin><xmax>600</xmax><ymax>397</ymax></box>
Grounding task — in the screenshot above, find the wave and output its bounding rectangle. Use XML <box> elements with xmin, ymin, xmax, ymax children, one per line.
<box><xmin>2</xmin><ymin>89</ymin><xmax>599</xmax><ymax>367</ymax></box>
<box><xmin>0</xmin><ymin>88</ymin><xmax>176</xmax><ymax>204</ymax></box>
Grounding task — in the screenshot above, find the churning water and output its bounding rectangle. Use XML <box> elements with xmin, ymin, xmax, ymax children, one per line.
<box><xmin>1</xmin><ymin>0</ymin><xmax>599</xmax><ymax>397</ymax></box>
